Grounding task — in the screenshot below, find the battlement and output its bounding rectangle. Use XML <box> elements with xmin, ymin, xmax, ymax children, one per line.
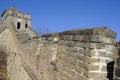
<box><xmin>1</xmin><ymin>7</ymin><xmax>31</xmax><ymax>20</ymax></box>
<box><xmin>42</xmin><ymin>27</ymin><xmax>116</xmax><ymax>43</ymax></box>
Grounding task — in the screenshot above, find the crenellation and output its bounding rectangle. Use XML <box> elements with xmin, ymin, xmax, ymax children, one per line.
<box><xmin>2</xmin><ymin>7</ymin><xmax>30</xmax><ymax>20</ymax></box>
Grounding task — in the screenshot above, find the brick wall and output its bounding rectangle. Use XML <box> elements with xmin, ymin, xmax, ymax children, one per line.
<box><xmin>115</xmin><ymin>43</ymin><xmax>120</xmax><ymax>80</ymax></box>
<box><xmin>37</xmin><ymin>27</ymin><xmax>116</xmax><ymax>80</ymax></box>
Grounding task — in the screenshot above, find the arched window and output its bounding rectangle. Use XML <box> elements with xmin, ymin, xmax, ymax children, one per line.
<box><xmin>17</xmin><ymin>22</ymin><xmax>21</xmax><ymax>29</ymax></box>
<box><xmin>25</xmin><ymin>24</ymin><xmax>28</xmax><ymax>28</ymax></box>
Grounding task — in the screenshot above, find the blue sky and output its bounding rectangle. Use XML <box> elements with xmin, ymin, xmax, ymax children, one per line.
<box><xmin>0</xmin><ymin>0</ymin><xmax>120</xmax><ymax>41</ymax></box>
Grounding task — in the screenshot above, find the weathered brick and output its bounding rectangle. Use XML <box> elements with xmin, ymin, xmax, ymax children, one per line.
<box><xmin>66</xmin><ymin>57</ymin><xmax>76</xmax><ymax>69</ymax></box>
<box><xmin>106</xmin><ymin>52</ymin><xmax>114</xmax><ymax>58</ymax></box>
<box><xmin>90</xmin><ymin>35</ymin><xmax>103</xmax><ymax>43</ymax></box>
<box><xmin>79</xmin><ymin>35</ymin><xmax>87</xmax><ymax>42</ymax></box>
<box><xmin>77</xmin><ymin>60</ymin><xmax>88</xmax><ymax>70</ymax></box>
<box><xmin>75</xmin><ymin>35</ymin><xmax>81</xmax><ymax>41</ymax></box>
<box><xmin>70</xmin><ymin>47</ymin><xmax>78</xmax><ymax>52</ymax></box>
<box><xmin>88</xmin><ymin>72</ymin><xmax>107</xmax><ymax>79</ymax></box>
<box><xmin>66</xmin><ymin>41</ymin><xmax>75</xmax><ymax>47</ymax></box>
<box><xmin>61</xmin><ymin>55</ymin><xmax>67</xmax><ymax>66</ymax></box>
<box><xmin>58</xmin><ymin>41</ymin><xmax>66</xmax><ymax>46</ymax></box>
<box><xmin>76</xmin><ymin>54</ymin><xmax>85</xmax><ymax>61</ymax></box>
<box><xmin>88</xmin><ymin>64</ymin><xmax>99</xmax><ymax>71</ymax></box>
<box><xmin>59</xmin><ymin>69</ymin><xmax>64</xmax><ymax>76</ymax></box>
<box><xmin>84</xmin><ymin>50</ymin><xmax>90</xmax><ymax>56</ymax></box>
<box><xmin>75</xmin><ymin>65</ymin><xmax>83</xmax><ymax>74</ymax></box>
<box><xmin>89</xmin><ymin>50</ymin><xmax>96</xmax><ymax>57</ymax></box>
<box><xmin>90</xmin><ymin>43</ymin><xmax>105</xmax><ymax>49</ymax></box>
<box><xmin>63</xmin><ymin>71</ymin><xmax>75</xmax><ymax>80</ymax></box>
<box><xmin>79</xmin><ymin>48</ymin><xmax>85</xmax><ymax>54</ymax></box>
<box><xmin>67</xmin><ymin>57</ymin><xmax>76</xmax><ymax>65</ymax></box>
<box><xmin>93</xmin><ymin>27</ymin><xmax>116</xmax><ymax>38</ymax></box>
<box><xmin>76</xmin><ymin>72</ymin><xmax>87</xmax><ymax>80</ymax></box>
<box><xmin>87</xmin><ymin>58</ymin><xmax>100</xmax><ymax>64</ymax></box>
<box><xmin>57</xmin><ymin>54</ymin><xmax>62</xmax><ymax>62</ymax></box>
<box><xmin>62</xmin><ymin>67</ymin><xmax>75</xmax><ymax>77</ymax></box>
<box><xmin>101</xmin><ymin>66</ymin><xmax>107</xmax><ymax>72</ymax></box>
<box><xmin>63</xmin><ymin>35</ymin><xmax>71</xmax><ymax>40</ymax></box>
<box><xmin>61</xmin><ymin>76</ymin><xmax>67</xmax><ymax>80</ymax></box>
<box><xmin>55</xmin><ymin>73</ymin><xmax>62</xmax><ymax>80</ymax></box>
<box><xmin>83</xmin><ymin>69</ymin><xmax>88</xmax><ymax>78</ymax></box>
<box><xmin>102</xmin><ymin>38</ymin><xmax>116</xmax><ymax>45</ymax></box>
<box><xmin>56</xmin><ymin>63</ymin><xmax>63</xmax><ymax>71</ymax></box>
<box><xmin>68</xmin><ymin>52</ymin><xmax>76</xmax><ymax>58</ymax></box>
<box><xmin>75</xmin><ymin>42</ymin><xmax>86</xmax><ymax>48</ymax></box>
<box><xmin>97</xmin><ymin>51</ymin><xmax>106</xmax><ymax>57</ymax></box>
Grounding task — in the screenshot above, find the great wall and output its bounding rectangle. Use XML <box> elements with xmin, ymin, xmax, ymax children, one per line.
<box><xmin>0</xmin><ymin>7</ymin><xmax>120</xmax><ymax>80</ymax></box>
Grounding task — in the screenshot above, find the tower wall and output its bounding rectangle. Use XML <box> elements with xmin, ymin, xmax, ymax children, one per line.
<box><xmin>1</xmin><ymin>7</ymin><xmax>31</xmax><ymax>31</ymax></box>
<box><xmin>0</xmin><ymin>7</ymin><xmax>37</xmax><ymax>41</ymax></box>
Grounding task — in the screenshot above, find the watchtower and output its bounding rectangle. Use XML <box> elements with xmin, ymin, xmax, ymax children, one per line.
<box><xmin>1</xmin><ymin>7</ymin><xmax>31</xmax><ymax>31</ymax></box>
<box><xmin>0</xmin><ymin>7</ymin><xmax>37</xmax><ymax>39</ymax></box>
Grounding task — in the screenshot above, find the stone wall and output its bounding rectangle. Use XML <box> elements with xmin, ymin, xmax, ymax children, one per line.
<box><xmin>0</xmin><ymin>25</ymin><xmax>117</xmax><ymax>80</ymax></box>
<box><xmin>0</xmin><ymin>8</ymin><xmax>118</xmax><ymax>80</ymax></box>
<box><xmin>0</xmin><ymin>26</ymin><xmax>32</xmax><ymax>80</ymax></box>
<box><xmin>115</xmin><ymin>43</ymin><xmax>120</xmax><ymax>80</ymax></box>
<box><xmin>37</xmin><ymin>27</ymin><xmax>116</xmax><ymax>80</ymax></box>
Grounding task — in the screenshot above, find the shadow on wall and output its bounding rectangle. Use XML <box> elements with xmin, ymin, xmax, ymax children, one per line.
<box><xmin>0</xmin><ymin>48</ymin><xmax>7</xmax><ymax>80</ymax></box>
<box><xmin>107</xmin><ymin>61</ymin><xmax>114</xmax><ymax>80</ymax></box>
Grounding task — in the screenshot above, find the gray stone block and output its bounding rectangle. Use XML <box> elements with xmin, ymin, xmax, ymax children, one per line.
<box><xmin>93</xmin><ymin>27</ymin><xmax>116</xmax><ymax>38</ymax></box>
<box><xmin>66</xmin><ymin>41</ymin><xmax>75</xmax><ymax>47</ymax></box>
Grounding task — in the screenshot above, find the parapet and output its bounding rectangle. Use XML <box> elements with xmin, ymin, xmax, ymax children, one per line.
<box><xmin>1</xmin><ymin>7</ymin><xmax>31</xmax><ymax>20</ymax></box>
<box><xmin>64</xmin><ymin>27</ymin><xmax>115</xmax><ymax>37</ymax></box>
<box><xmin>42</xmin><ymin>27</ymin><xmax>116</xmax><ymax>44</ymax></box>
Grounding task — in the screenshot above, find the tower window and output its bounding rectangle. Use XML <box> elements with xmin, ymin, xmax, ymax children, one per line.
<box><xmin>25</xmin><ymin>24</ymin><xmax>28</xmax><ymax>28</ymax></box>
<box><xmin>17</xmin><ymin>22</ymin><xmax>21</xmax><ymax>29</ymax></box>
